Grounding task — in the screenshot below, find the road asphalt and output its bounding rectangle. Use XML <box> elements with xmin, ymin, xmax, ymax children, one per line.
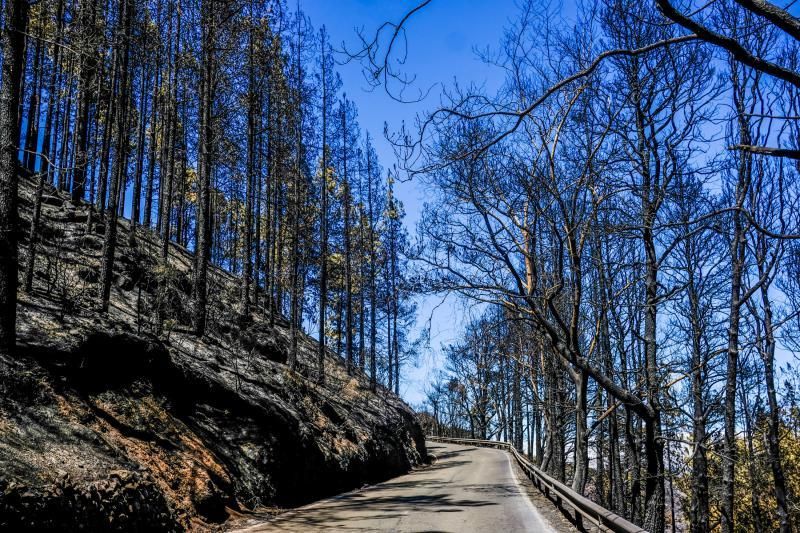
<box><xmin>232</xmin><ymin>440</ymin><xmax>557</xmax><ymax>532</ymax></box>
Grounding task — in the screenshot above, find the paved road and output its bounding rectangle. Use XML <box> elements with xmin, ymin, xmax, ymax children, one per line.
<box><xmin>233</xmin><ymin>441</ymin><xmax>556</xmax><ymax>532</ymax></box>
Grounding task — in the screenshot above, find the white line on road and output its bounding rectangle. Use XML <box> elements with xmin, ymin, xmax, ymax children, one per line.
<box><xmin>505</xmin><ymin>451</ymin><xmax>556</xmax><ymax>532</ymax></box>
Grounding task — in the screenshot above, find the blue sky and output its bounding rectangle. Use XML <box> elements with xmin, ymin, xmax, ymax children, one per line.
<box><xmin>302</xmin><ymin>0</ymin><xmax>521</xmax><ymax>405</ymax></box>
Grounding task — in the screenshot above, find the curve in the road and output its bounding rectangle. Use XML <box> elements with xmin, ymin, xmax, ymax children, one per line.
<box><xmin>233</xmin><ymin>441</ymin><xmax>557</xmax><ymax>532</ymax></box>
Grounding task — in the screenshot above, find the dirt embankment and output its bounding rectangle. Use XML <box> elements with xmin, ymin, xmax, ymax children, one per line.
<box><xmin>0</xmin><ymin>174</ymin><xmax>426</xmax><ymax>531</ymax></box>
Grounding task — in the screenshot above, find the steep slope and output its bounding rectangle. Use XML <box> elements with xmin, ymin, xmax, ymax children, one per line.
<box><xmin>0</xmin><ymin>173</ymin><xmax>426</xmax><ymax>531</ymax></box>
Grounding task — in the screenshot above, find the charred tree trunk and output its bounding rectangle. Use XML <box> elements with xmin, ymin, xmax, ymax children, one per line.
<box><xmin>71</xmin><ymin>0</ymin><xmax>98</xmax><ymax>205</ymax></box>
<box><xmin>241</xmin><ymin>7</ymin><xmax>256</xmax><ymax>313</ymax></box>
<box><xmin>23</xmin><ymin>31</ymin><xmax>42</xmax><ymax>173</ymax></box>
<box><xmin>194</xmin><ymin>0</ymin><xmax>215</xmax><ymax>336</ymax></box>
<box><xmin>722</xmin><ymin>62</ymin><xmax>751</xmax><ymax>533</ymax></box>
<box><xmin>342</xmin><ymin>102</ymin><xmax>353</xmax><ymax>374</ymax></box>
<box><xmin>0</xmin><ymin>0</ymin><xmax>28</xmax><ymax>360</ymax></box>
<box><xmin>100</xmin><ymin>0</ymin><xmax>134</xmax><ymax>313</ymax></box>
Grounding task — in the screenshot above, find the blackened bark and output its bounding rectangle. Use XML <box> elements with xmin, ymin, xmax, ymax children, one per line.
<box><xmin>23</xmin><ymin>34</ymin><xmax>42</xmax><ymax>173</ymax></box>
<box><xmin>318</xmin><ymin>31</ymin><xmax>329</xmax><ymax>384</ymax></box>
<box><xmin>722</xmin><ymin>62</ymin><xmax>750</xmax><ymax>533</ymax></box>
<box><xmin>130</xmin><ymin>62</ymin><xmax>149</xmax><ymax>238</ymax></box>
<box><xmin>194</xmin><ymin>0</ymin><xmax>215</xmax><ymax>336</ymax></box>
<box><xmin>0</xmin><ymin>0</ymin><xmax>28</xmax><ymax>359</ymax></box>
<box><xmin>758</xmin><ymin>265</ymin><xmax>792</xmax><ymax>533</ymax></box>
<box><xmin>100</xmin><ymin>0</ymin><xmax>134</xmax><ymax>313</ymax></box>
<box><xmin>367</xmin><ymin>141</ymin><xmax>376</xmax><ymax>391</ymax></box>
<box><xmin>572</xmin><ymin>369</ymin><xmax>588</xmax><ymax>494</ymax></box>
<box><xmin>342</xmin><ymin>103</ymin><xmax>353</xmax><ymax>374</ymax></box>
<box><xmin>241</xmin><ymin>7</ymin><xmax>256</xmax><ymax>313</ymax></box>
<box><xmin>72</xmin><ymin>0</ymin><xmax>98</xmax><ymax>205</ymax></box>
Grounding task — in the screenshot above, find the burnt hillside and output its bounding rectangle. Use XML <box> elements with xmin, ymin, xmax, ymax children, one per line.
<box><xmin>0</xmin><ymin>173</ymin><xmax>426</xmax><ymax>532</ymax></box>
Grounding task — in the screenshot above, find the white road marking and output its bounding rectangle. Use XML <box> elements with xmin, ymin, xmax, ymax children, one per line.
<box><xmin>505</xmin><ymin>451</ymin><xmax>556</xmax><ymax>532</ymax></box>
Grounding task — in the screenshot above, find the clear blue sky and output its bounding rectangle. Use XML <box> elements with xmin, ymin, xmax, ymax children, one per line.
<box><xmin>302</xmin><ymin>0</ymin><xmax>521</xmax><ymax>406</ymax></box>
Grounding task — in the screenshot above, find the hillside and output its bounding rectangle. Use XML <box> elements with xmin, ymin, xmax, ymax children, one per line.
<box><xmin>0</xmin><ymin>173</ymin><xmax>426</xmax><ymax>532</ymax></box>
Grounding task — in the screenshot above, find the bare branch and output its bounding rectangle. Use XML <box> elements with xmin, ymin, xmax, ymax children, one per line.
<box><xmin>655</xmin><ymin>0</ymin><xmax>800</xmax><ymax>88</ymax></box>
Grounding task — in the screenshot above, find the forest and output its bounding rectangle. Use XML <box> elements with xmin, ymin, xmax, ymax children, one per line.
<box><xmin>1</xmin><ymin>0</ymin><xmax>800</xmax><ymax>531</ymax></box>
<box><xmin>0</xmin><ymin>0</ymin><xmax>417</xmax><ymax>393</ymax></box>
<box><xmin>394</xmin><ymin>0</ymin><xmax>800</xmax><ymax>532</ymax></box>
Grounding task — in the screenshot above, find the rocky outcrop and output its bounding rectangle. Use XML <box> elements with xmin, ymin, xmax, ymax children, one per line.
<box><xmin>0</xmin><ymin>175</ymin><xmax>426</xmax><ymax>531</ymax></box>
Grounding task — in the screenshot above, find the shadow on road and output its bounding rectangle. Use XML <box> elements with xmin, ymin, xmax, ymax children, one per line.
<box><xmin>263</xmin><ymin>492</ymin><xmax>496</xmax><ymax>531</ymax></box>
<box><xmin>256</xmin><ymin>445</ymin><xmax>498</xmax><ymax>531</ymax></box>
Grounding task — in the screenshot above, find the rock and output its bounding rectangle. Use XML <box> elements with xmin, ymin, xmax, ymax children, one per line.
<box><xmin>40</xmin><ymin>195</ymin><xmax>64</xmax><ymax>207</ymax></box>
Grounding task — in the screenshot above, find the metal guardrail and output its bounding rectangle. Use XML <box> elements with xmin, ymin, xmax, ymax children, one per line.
<box><xmin>427</xmin><ymin>435</ymin><xmax>647</xmax><ymax>533</ymax></box>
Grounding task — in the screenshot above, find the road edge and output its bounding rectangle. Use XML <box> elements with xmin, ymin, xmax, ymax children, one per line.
<box><xmin>506</xmin><ymin>452</ymin><xmax>580</xmax><ymax>533</ymax></box>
